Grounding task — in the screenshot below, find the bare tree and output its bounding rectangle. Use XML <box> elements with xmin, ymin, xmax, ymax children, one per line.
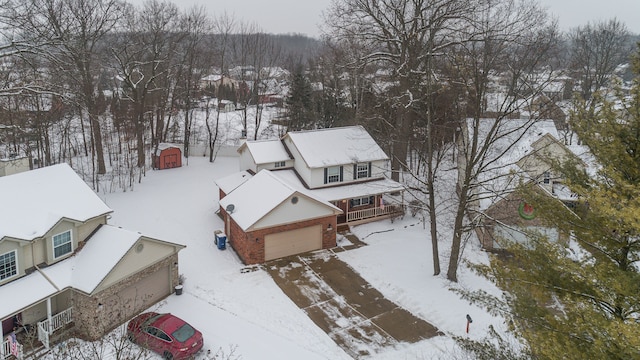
<box><xmin>6</xmin><ymin>0</ymin><xmax>127</xmax><ymax>177</ymax></box>
<box><xmin>205</xmin><ymin>12</ymin><xmax>236</xmax><ymax>162</ymax></box>
<box><xmin>569</xmin><ymin>18</ymin><xmax>632</xmax><ymax>101</ymax></box>
<box><xmin>110</xmin><ymin>0</ymin><xmax>183</xmax><ymax>176</ymax></box>
<box><xmin>445</xmin><ymin>0</ymin><xmax>559</xmax><ymax>281</ymax></box>
<box><xmin>325</xmin><ymin>0</ymin><xmax>478</xmax><ymax>276</ymax></box>
<box><xmin>174</xmin><ymin>6</ymin><xmax>212</xmax><ymax>159</ymax></box>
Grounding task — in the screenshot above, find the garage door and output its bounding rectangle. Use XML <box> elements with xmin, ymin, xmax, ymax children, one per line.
<box><xmin>265</xmin><ymin>225</ymin><xmax>323</xmax><ymax>261</ymax></box>
<box><xmin>102</xmin><ymin>265</ymin><xmax>170</xmax><ymax>326</ymax></box>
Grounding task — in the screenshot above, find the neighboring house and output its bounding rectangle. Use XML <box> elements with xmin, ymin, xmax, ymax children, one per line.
<box><xmin>0</xmin><ymin>157</ymin><xmax>29</xmax><ymax>177</ymax></box>
<box><xmin>464</xmin><ymin>120</ymin><xmax>587</xmax><ymax>250</ymax></box>
<box><xmin>153</xmin><ymin>143</ymin><xmax>182</xmax><ymax>170</ymax></box>
<box><xmin>0</xmin><ymin>164</ymin><xmax>185</xmax><ymax>356</ymax></box>
<box><xmin>217</xmin><ymin>126</ymin><xmax>405</xmax><ymax>264</ymax></box>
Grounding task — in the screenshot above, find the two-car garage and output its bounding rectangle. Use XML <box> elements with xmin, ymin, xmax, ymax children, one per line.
<box><xmin>264</xmin><ymin>225</ymin><xmax>323</xmax><ymax>261</ymax></box>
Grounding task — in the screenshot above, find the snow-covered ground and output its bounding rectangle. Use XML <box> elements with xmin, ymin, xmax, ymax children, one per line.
<box><xmin>98</xmin><ymin>154</ymin><xmax>508</xmax><ymax>360</ymax></box>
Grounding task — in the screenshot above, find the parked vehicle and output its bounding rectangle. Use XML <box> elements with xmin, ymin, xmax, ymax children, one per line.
<box><xmin>127</xmin><ymin>312</ymin><xmax>203</xmax><ymax>360</ymax></box>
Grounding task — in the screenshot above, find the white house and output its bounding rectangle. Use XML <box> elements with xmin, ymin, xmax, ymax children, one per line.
<box><xmin>217</xmin><ymin>126</ymin><xmax>405</xmax><ymax>264</ymax></box>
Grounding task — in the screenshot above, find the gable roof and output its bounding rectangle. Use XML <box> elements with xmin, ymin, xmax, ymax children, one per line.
<box><xmin>215</xmin><ymin>170</ymin><xmax>253</xmax><ymax>195</ymax></box>
<box><xmin>237</xmin><ymin>139</ymin><xmax>291</xmax><ymax>165</ymax></box>
<box><xmin>219</xmin><ymin>169</ymin><xmax>341</xmax><ymax>231</ymax></box>
<box><xmin>0</xmin><ymin>224</ymin><xmax>185</xmax><ymax>320</ymax></box>
<box><xmin>284</xmin><ymin>126</ymin><xmax>389</xmax><ymax>168</ymax></box>
<box><xmin>0</xmin><ymin>164</ymin><xmax>113</xmax><ymax>241</ymax></box>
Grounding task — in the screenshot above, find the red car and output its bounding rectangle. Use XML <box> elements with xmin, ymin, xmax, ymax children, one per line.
<box><xmin>127</xmin><ymin>312</ymin><xmax>204</xmax><ymax>360</ymax></box>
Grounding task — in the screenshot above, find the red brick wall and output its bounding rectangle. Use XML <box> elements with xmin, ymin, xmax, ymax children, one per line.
<box><xmin>221</xmin><ymin>209</ymin><xmax>337</xmax><ymax>264</ymax></box>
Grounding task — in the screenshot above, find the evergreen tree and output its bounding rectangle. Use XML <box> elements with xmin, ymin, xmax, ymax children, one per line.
<box><xmin>285</xmin><ymin>63</ymin><xmax>314</xmax><ymax>131</ymax></box>
<box><xmin>457</xmin><ymin>45</ymin><xmax>640</xmax><ymax>360</ymax></box>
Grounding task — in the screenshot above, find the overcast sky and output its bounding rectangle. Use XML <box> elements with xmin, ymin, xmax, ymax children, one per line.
<box><xmin>124</xmin><ymin>0</ymin><xmax>640</xmax><ymax>38</ymax></box>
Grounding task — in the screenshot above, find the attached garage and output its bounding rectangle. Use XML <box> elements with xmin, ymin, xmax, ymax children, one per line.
<box><xmin>218</xmin><ymin>170</ymin><xmax>343</xmax><ymax>264</ymax></box>
<box><xmin>265</xmin><ymin>225</ymin><xmax>322</xmax><ymax>261</ymax></box>
<box><xmin>100</xmin><ymin>265</ymin><xmax>171</xmax><ymax>328</ymax></box>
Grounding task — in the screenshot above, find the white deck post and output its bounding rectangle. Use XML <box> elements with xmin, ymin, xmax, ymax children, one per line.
<box><xmin>46</xmin><ymin>298</ymin><xmax>52</xmax><ymax>333</ymax></box>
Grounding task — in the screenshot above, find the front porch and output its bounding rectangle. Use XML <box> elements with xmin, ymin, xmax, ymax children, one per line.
<box><xmin>334</xmin><ymin>193</ymin><xmax>405</xmax><ymax>225</ymax></box>
<box><xmin>0</xmin><ymin>298</ymin><xmax>74</xmax><ymax>360</ymax></box>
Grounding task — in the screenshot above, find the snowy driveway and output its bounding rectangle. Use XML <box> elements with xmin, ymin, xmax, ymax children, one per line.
<box><xmin>264</xmin><ymin>248</ymin><xmax>442</xmax><ymax>358</ymax></box>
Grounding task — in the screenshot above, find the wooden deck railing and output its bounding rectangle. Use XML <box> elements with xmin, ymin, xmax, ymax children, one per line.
<box><xmin>346</xmin><ymin>204</ymin><xmax>402</xmax><ymax>222</ymax></box>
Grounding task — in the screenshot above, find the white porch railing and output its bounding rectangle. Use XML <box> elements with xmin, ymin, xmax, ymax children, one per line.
<box><xmin>37</xmin><ymin>322</ymin><xmax>48</xmax><ymax>351</ymax></box>
<box><xmin>346</xmin><ymin>205</ymin><xmax>402</xmax><ymax>222</ymax></box>
<box><xmin>2</xmin><ymin>337</ymin><xmax>24</xmax><ymax>360</ymax></box>
<box><xmin>37</xmin><ymin>307</ymin><xmax>73</xmax><ymax>349</ymax></box>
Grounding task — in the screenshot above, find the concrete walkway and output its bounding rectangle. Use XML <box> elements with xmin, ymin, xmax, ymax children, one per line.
<box><xmin>263</xmin><ymin>233</ymin><xmax>442</xmax><ymax>358</ymax></box>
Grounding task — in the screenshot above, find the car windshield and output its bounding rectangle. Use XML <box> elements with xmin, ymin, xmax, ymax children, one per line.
<box><xmin>172</xmin><ymin>324</ymin><xmax>195</xmax><ymax>343</ymax></box>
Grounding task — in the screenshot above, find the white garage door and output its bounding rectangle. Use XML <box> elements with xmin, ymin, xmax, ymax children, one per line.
<box><xmin>264</xmin><ymin>225</ymin><xmax>323</xmax><ymax>261</ymax></box>
<box><xmin>103</xmin><ymin>265</ymin><xmax>170</xmax><ymax>326</ymax></box>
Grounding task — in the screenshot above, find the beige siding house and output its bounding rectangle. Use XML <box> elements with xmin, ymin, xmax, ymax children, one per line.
<box><xmin>1</xmin><ymin>164</ymin><xmax>185</xmax><ymax>356</ymax></box>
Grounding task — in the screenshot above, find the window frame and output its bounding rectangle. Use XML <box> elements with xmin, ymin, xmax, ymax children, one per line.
<box><xmin>274</xmin><ymin>161</ymin><xmax>286</xmax><ymax>168</ymax></box>
<box><xmin>0</xmin><ymin>249</ymin><xmax>18</xmax><ymax>281</ymax></box>
<box><xmin>52</xmin><ymin>230</ymin><xmax>73</xmax><ymax>259</ymax></box>
<box><xmin>355</xmin><ymin>163</ymin><xmax>370</xmax><ymax>179</ymax></box>
<box><xmin>543</xmin><ymin>171</ymin><xmax>551</xmax><ymax>184</ymax></box>
<box><xmin>351</xmin><ymin>196</ymin><xmax>371</xmax><ymax>207</ymax></box>
<box><xmin>326</xmin><ymin>166</ymin><xmax>341</xmax><ymax>183</ymax></box>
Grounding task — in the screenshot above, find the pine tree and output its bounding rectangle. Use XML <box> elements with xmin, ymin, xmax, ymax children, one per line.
<box><xmin>285</xmin><ymin>63</ymin><xmax>314</xmax><ymax>131</ymax></box>
<box><xmin>457</xmin><ymin>45</ymin><xmax>640</xmax><ymax>360</ymax></box>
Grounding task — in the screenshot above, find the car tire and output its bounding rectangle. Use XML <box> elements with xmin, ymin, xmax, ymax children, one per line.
<box><xmin>126</xmin><ymin>332</ymin><xmax>135</xmax><ymax>343</ymax></box>
<box><xmin>163</xmin><ymin>351</ymin><xmax>174</xmax><ymax>360</ymax></box>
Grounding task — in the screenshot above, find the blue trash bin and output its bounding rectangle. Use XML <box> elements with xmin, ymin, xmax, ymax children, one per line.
<box><xmin>215</xmin><ymin>232</ymin><xmax>227</xmax><ymax>250</ymax></box>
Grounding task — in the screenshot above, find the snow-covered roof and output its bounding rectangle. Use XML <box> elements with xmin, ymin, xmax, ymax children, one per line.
<box><xmin>273</xmin><ymin>170</ymin><xmax>405</xmax><ymax>202</ymax></box>
<box><xmin>215</xmin><ymin>170</ymin><xmax>253</xmax><ymax>195</ymax></box>
<box><xmin>0</xmin><ymin>164</ymin><xmax>113</xmax><ymax>241</ymax></box>
<box><xmin>0</xmin><ymin>225</ymin><xmax>184</xmax><ymax>319</ymax></box>
<box><xmin>238</xmin><ymin>139</ymin><xmax>291</xmax><ymax>165</ymax></box>
<box><xmin>284</xmin><ymin>126</ymin><xmax>389</xmax><ymax>168</ymax></box>
<box><xmin>155</xmin><ymin>143</ymin><xmax>182</xmax><ymax>156</ymax></box>
<box><xmin>219</xmin><ymin>170</ymin><xmax>340</xmax><ymax>231</ymax></box>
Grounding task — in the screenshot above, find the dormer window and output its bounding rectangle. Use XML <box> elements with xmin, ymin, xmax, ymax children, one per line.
<box><xmin>325</xmin><ymin>166</ymin><xmax>343</xmax><ymax>184</ymax></box>
<box><xmin>0</xmin><ymin>250</ymin><xmax>17</xmax><ymax>280</ymax></box>
<box><xmin>355</xmin><ymin>162</ymin><xmax>371</xmax><ymax>179</ymax></box>
<box><xmin>53</xmin><ymin>230</ymin><xmax>73</xmax><ymax>259</ymax></box>
<box><xmin>275</xmin><ymin>161</ymin><xmax>286</xmax><ymax>168</ymax></box>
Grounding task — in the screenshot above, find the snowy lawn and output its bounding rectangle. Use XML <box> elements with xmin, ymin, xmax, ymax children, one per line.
<box><xmin>98</xmin><ymin>155</ymin><xmax>508</xmax><ymax>359</ymax></box>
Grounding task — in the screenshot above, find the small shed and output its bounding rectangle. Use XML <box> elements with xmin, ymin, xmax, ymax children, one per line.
<box><xmin>154</xmin><ymin>143</ymin><xmax>182</xmax><ymax>170</ymax></box>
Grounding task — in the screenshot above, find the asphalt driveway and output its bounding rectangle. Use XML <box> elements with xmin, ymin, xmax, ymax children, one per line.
<box><xmin>263</xmin><ymin>233</ymin><xmax>442</xmax><ymax>358</ymax></box>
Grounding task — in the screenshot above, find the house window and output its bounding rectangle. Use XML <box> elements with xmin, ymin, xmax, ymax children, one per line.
<box><xmin>325</xmin><ymin>166</ymin><xmax>342</xmax><ymax>184</ymax></box>
<box><xmin>53</xmin><ymin>230</ymin><xmax>73</xmax><ymax>259</ymax></box>
<box><xmin>0</xmin><ymin>250</ymin><xmax>17</xmax><ymax>280</ymax></box>
<box><xmin>275</xmin><ymin>161</ymin><xmax>286</xmax><ymax>168</ymax></box>
<box><xmin>351</xmin><ymin>196</ymin><xmax>371</xmax><ymax>207</ymax></box>
<box><xmin>543</xmin><ymin>171</ymin><xmax>551</xmax><ymax>184</ymax></box>
<box><xmin>355</xmin><ymin>163</ymin><xmax>371</xmax><ymax>179</ymax></box>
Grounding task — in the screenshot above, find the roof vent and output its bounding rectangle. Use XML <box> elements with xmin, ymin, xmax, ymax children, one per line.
<box><xmin>226</xmin><ymin>204</ymin><xmax>235</xmax><ymax>213</ymax></box>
